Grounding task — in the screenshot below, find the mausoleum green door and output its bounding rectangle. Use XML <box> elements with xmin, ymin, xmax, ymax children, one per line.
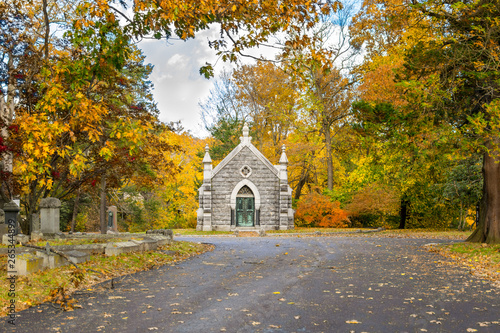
<box><xmin>236</xmin><ymin>186</ymin><xmax>255</xmax><ymax>227</ymax></box>
<box><xmin>236</xmin><ymin>197</ymin><xmax>254</xmax><ymax>227</ymax></box>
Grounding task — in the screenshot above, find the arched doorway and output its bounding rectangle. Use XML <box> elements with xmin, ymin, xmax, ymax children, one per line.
<box><xmin>236</xmin><ymin>185</ymin><xmax>254</xmax><ymax>227</ymax></box>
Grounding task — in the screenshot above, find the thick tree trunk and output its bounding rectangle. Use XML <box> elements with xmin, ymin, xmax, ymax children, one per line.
<box><xmin>399</xmin><ymin>198</ymin><xmax>409</xmax><ymax>229</ymax></box>
<box><xmin>100</xmin><ymin>175</ymin><xmax>107</xmax><ymax>234</ymax></box>
<box><xmin>467</xmin><ymin>145</ymin><xmax>500</xmax><ymax>244</ymax></box>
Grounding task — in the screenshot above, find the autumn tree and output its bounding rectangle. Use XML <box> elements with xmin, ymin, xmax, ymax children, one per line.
<box><xmin>283</xmin><ymin>1</ymin><xmax>360</xmax><ymax>191</ymax></box>
<box><xmin>5</xmin><ymin>1</ymin><xmax>179</xmax><ymax>233</ymax></box>
<box><xmin>350</xmin><ymin>0</ymin><xmax>500</xmax><ymax>242</ymax></box>
<box><xmin>402</xmin><ymin>0</ymin><xmax>500</xmax><ymax>243</ymax></box>
<box><xmin>232</xmin><ymin>62</ymin><xmax>298</xmax><ymax>159</ymax></box>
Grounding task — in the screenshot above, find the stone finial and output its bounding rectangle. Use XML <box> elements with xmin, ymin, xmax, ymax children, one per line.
<box><xmin>3</xmin><ymin>201</ymin><xmax>21</xmax><ymax>212</ymax></box>
<box><xmin>202</xmin><ymin>145</ymin><xmax>212</xmax><ymax>163</ymax></box>
<box><xmin>241</xmin><ymin>123</ymin><xmax>252</xmax><ymax>144</ymax></box>
<box><xmin>242</xmin><ymin>123</ymin><xmax>249</xmax><ymax>137</ymax></box>
<box><xmin>279</xmin><ymin>145</ymin><xmax>288</xmax><ymax>165</ymax></box>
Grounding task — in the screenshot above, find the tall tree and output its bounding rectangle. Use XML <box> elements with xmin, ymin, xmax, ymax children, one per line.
<box><xmin>351</xmin><ymin>0</ymin><xmax>500</xmax><ymax>242</ymax></box>
<box><xmin>233</xmin><ymin>62</ymin><xmax>298</xmax><ymax>160</ymax></box>
<box><xmin>402</xmin><ymin>0</ymin><xmax>500</xmax><ymax>243</ymax></box>
<box><xmin>285</xmin><ymin>1</ymin><xmax>360</xmax><ymax>191</ymax></box>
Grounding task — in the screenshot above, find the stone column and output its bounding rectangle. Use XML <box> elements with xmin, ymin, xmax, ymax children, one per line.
<box><xmin>198</xmin><ymin>145</ymin><xmax>213</xmax><ymax>231</ymax></box>
<box><xmin>278</xmin><ymin>145</ymin><xmax>292</xmax><ymax>230</ymax></box>
<box><xmin>39</xmin><ymin>197</ymin><xmax>61</xmax><ymax>235</ymax></box>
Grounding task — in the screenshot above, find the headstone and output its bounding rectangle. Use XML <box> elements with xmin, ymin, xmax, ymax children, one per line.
<box><xmin>4</xmin><ymin>202</ymin><xmax>20</xmax><ymax>236</ymax></box>
<box><xmin>39</xmin><ymin>197</ymin><xmax>61</xmax><ymax>235</ymax></box>
<box><xmin>31</xmin><ymin>213</ymin><xmax>40</xmax><ymax>233</ymax></box>
<box><xmin>63</xmin><ymin>250</ymin><xmax>90</xmax><ymax>264</ymax></box>
<box><xmin>0</xmin><ymin>209</ymin><xmax>7</xmax><ymax>238</ymax></box>
<box><xmin>13</xmin><ymin>253</ymin><xmax>44</xmax><ymax>276</ymax></box>
<box><xmin>106</xmin><ymin>206</ymin><xmax>118</xmax><ymax>232</ymax></box>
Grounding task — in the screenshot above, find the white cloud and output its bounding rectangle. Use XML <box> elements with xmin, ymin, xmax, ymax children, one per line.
<box><xmin>138</xmin><ymin>31</ymin><xmax>220</xmax><ymax>138</ymax></box>
<box><xmin>138</xmin><ymin>27</ymin><xmax>282</xmax><ymax>138</ymax></box>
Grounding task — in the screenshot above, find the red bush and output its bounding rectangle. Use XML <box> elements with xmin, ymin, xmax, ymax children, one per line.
<box><xmin>295</xmin><ymin>192</ymin><xmax>349</xmax><ymax>228</ymax></box>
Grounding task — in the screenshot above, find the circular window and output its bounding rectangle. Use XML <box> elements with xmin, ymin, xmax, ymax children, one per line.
<box><xmin>240</xmin><ymin>165</ymin><xmax>252</xmax><ymax>178</ymax></box>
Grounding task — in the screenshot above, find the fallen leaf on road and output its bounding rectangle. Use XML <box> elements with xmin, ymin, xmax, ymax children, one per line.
<box><xmin>346</xmin><ymin>320</ymin><xmax>361</xmax><ymax>324</ymax></box>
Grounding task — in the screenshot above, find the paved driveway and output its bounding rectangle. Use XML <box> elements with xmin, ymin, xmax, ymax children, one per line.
<box><xmin>2</xmin><ymin>236</ymin><xmax>499</xmax><ymax>332</ymax></box>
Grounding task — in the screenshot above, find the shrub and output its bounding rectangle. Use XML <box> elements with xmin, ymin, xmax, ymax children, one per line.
<box><xmin>346</xmin><ymin>183</ymin><xmax>399</xmax><ymax>228</ymax></box>
<box><xmin>295</xmin><ymin>192</ymin><xmax>349</xmax><ymax>228</ymax></box>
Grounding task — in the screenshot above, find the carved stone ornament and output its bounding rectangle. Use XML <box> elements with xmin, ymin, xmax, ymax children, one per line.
<box><xmin>240</xmin><ymin>165</ymin><xmax>252</xmax><ymax>178</ymax></box>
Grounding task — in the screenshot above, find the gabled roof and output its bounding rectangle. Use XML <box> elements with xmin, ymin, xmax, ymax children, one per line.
<box><xmin>211</xmin><ymin>124</ymin><xmax>279</xmax><ymax>177</ymax></box>
<box><xmin>211</xmin><ymin>140</ymin><xmax>279</xmax><ymax>177</ymax></box>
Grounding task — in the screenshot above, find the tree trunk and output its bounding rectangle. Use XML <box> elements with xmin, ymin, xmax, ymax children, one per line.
<box><xmin>467</xmin><ymin>144</ymin><xmax>500</xmax><ymax>244</ymax></box>
<box><xmin>399</xmin><ymin>198</ymin><xmax>409</xmax><ymax>229</ymax></box>
<box><xmin>458</xmin><ymin>201</ymin><xmax>464</xmax><ymax>231</ymax></box>
<box><xmin>294</xmin><ymin>172</ymin><xmax>308</xmax><ymax>201</ymax></box>
<box><xmin>100</xmin><ymin>175</ymin><xmax>107</xmax><ymax>234</ymax></box>
<box><xmin>70</xmin><ymin>189</ymin><xmax>81</xmax><ymax>233</ymax></box>
<box><xmin>323</xmin><ymin>120</ymin><xmax>334</xmax><ymax>191</ymax></box>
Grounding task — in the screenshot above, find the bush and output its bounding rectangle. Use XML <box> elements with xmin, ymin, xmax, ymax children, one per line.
<box><xmin>346</xmin><ymin>183</ymin><xmax>399</xmax><ymax>228</ymax></box>
<box><xmin>295</xmin><ymin>192</ymin><xmax>349</xmax><ymax>228</ymax></box>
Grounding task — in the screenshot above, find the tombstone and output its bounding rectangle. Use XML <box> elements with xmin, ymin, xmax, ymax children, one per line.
<box><xmin>31</xmin><ymin>213</ymin><xmax>43</xmax><ymax>240</ymax></box>
<box><xmin>0</xmin><ymin>209</ymin><xmax>7</xmax><ymax>238</ymax></box>
<box><xmin>39</xmin><ymin>197</ymin><xmax>61</xmax><ymax>235</ymax></box>
<box><xmin>4</xmin><ymin>201</ymin><xmax>21</xmax><ymax>235</ymax></box>
<box><xmin>31</xmin><ymin>213</ymin><xmax>41</xmax><ymax>233</ymax></box>
<box><xmin>106</xmin><ymin>206</ymin><xmax>118</xmax><ymax>232</ymax></box>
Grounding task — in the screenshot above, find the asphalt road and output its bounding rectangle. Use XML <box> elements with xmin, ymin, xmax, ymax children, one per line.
<box><xmin>2</xmin><ymin>236</ymin><xmax>499</xmax><ymax>333</ymax></box>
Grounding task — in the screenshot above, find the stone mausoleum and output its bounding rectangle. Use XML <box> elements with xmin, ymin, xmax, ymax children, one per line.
<box><xmin>197</xmin><ymin>125</ymin><xmax>294</xmax><ymax>231</ymax></box>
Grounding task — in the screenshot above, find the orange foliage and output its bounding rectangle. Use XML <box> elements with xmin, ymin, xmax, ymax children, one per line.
<box><xmin>295</xmin><ymin>192</ymin><xmax>349</xmax><ymax>228</ymax></box>
<box><xmin>346</xmin><ymin>183</ymin><xmax>399</xmax><ymax>218</ymax></box>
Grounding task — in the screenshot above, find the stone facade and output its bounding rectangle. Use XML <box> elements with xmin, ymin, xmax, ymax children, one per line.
<box><xmin>197</xmin><ymin>125</ymin><xmax>294</xmax><ymax>231</ymax></box>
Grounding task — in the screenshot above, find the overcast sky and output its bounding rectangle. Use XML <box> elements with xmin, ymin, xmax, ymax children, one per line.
<box><xmin>139</xmin><ymin>30</ymin><xmax>231</xmax><ymax>139</ymax></box>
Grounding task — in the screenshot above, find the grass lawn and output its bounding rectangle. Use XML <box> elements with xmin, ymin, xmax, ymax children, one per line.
<box><xmin>0</xmin><ymin>236</ymin><xmax>146</xmax><ymax>248</ymax></box>
<box><xmin>429</xmin><ymin>242</ymin><xmax>500</xmax><ymax>285</ymax></box>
